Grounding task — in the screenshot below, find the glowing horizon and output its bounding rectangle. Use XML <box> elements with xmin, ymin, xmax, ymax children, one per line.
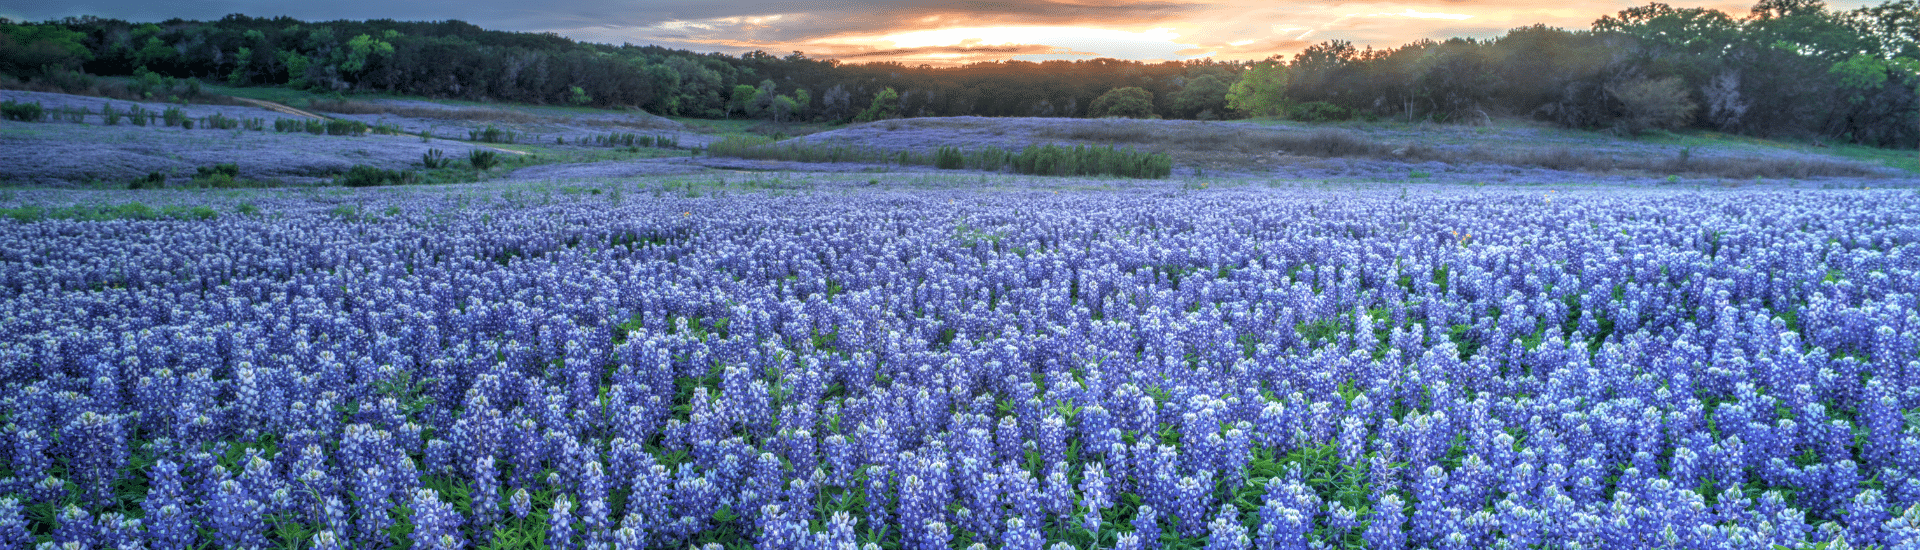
<box><xmin>0</xmin><ymin>0</ymin><xmax>1890</xmax><ymax>66</ymax></box>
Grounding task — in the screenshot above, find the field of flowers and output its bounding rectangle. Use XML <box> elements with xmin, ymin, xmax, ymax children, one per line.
<box><xmin>3</xmin><ymin>182</ymin><xmax>1920</xmax><ymax>549</ymax></box>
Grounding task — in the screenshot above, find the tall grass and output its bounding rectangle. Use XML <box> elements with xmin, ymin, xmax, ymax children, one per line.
<box><xmin>706</xmin><ymin>137</ymin><xmax>1173</xmax><ymax>178</ymax></box>
<box><xmin>585</xmin><ymin>132</ymin><xmax>678</xmax><ymax>148</ymax></box>
<box><xmin>1</xmin><ymin>100</ymin><xmax>46</xmax><ymax>122</ymax></box>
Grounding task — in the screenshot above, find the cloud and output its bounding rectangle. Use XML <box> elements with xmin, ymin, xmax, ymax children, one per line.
<box><xmin>1</xmin><ymin>0</ymin><xmax>1889</xmax><ymax>66</ymax></box>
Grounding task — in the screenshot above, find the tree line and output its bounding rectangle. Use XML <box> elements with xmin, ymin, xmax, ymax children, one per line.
<box><xmin>1</xmin><ymin>0</ymin><xmax>1914</xmax><ymax>147</ymax></box>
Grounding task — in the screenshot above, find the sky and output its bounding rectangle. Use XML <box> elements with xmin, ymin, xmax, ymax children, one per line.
<box><xmin>0</xmin><ymin>0</ymin><xmax>1887</xmax><ymax>66</ymax></box>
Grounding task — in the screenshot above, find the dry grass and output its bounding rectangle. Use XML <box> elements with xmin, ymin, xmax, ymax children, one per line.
<box><xmin>1035</xmin><ymin>119</ymin><xmax>1886</xmax><ymax>179</ymax></box>
<box><xmin>307</xmin><ymin>99</ymin><xmax>540</xmax><ymax>123</ymax></box>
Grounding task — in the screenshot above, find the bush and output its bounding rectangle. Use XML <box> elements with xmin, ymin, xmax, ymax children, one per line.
<box><xmin>422</xmin><ymin>148</ymin><xmax>449</xmax><ymax>169</ymax></box>
<box><xmin>1089</xmin><ymin>87</ymin><xmax>1155</xmax><ymax>118</ymax></box>
<box><xmin>469</xmin><ymin>149</ymin><xmax>500</xmax><ymax>171</ymax></box>
<box><xmin>201</xmin><ymin>113</ymin><xmax>239</xmax><ymax>130</ymax></box>
<box><xmin>126</xmin><ymin>104</ymin><xmax>148</xmax><ymax>126</ymax></box>
<box><xmin>162</xmin><ymin>106</ymin><xmax>187</xmax><ymax>127</ymax></box>
<box><xmin>195</xmin><ymin>163</ymin><xmax>239</xmax><ymax>179</ymax></box>
<box><xmin>469</xmin><ymin>125</ymin><xmax>516</xmax><ymax>143</ymax></box>
<box><xmin>127</xmin><ymin>171</ymin><xmax>166</xmax><ymax>190</ymax></box>
<box><xmin>101</xmin><ymin>103</ymin><xmax>120</xmax><ymax>125</ymax></box>
<box><xmin>1</xmin><ymin>100</ymin><xmax>46</xmax><ymax>122</ymax></box>
<box><xmin>326</xmin><ymin>119</ymin><xmax>368</xmax><ymax>136</ymax></box>
<box><xmin>935</xmin><ymin>145</ymin><xmax>965</xmax><ymax>169</ymax></box>
<box><xmin>1290</xmin><ymin>101</ymin><xmax>1352</xmax><ymax>122</ymax></box>
<box><xmin>1609</xmin><ymin>77</ymin><xmax>1697</xmax><ymax>135</ymax></box>
<box><xmin>335</xmin><ymin>165</ymin><xmax>414</xmax><ymax>187</ymax></box>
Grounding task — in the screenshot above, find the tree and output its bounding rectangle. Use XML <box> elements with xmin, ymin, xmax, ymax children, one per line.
<box><xmin>771</xmin><ymin>94</ymin><xmax>797</xmax><ymax>123</ymax></box>
<box><xmin>1608</xmin><ymin>76</ymin><xmax>1698</xmax><ymax>134</ymax></box>
<box><xmin>1088</xmin><ymin>87</ymin><xmax>1154</xmax><ymax>118</ymax></box>
<box><xmin>853</xmin><ymin>87</ymin><xmax>899</xmax><ymax>122</ymax></box>
<box><xmin>727</xmin><ymin>84</ymin><xmax>758</xmax><ymax>119</ymax></box>
<box><xmin>1226</xmin><ymin>60</ymin><xmax>1290</xmax><ymax>117</ymax></box>
<box><xmin>1170</xmin><ymin>74</ymin><xmax>1232</xmax><ymax>119</ymax></box>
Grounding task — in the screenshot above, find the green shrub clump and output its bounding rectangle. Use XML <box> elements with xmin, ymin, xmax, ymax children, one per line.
<box><xmin>468</xmin><ymin>149</ymin><xmax>500</xmax><ymax>171</ymax></box>
<box><xmin>127</xmin><ymin>171</ymin><xmax>167</xmax><ymax>190</ymax></box>
<box><xmin>422</xmin><ymin>148</ymin><xmax>449</xmax><ymax>169</ymax></box>
<box><xmin>469</xmin><ymin>125</ymin><xmax>517</xmax><ymax>143</ymax></box>
<box><xmin>1</xmin><ymin>100</ymin><xmax>46</xmax><ymax>122</ymax></box>
<box><xmin>335</xmin><ymin>165</ymin><xmax>415</xmax><ymax>187</ymax></box>
<box><xmin>1290</xmin><ymin>101</ymin><xmax>1352</xmax><ymax>122</ymax></box>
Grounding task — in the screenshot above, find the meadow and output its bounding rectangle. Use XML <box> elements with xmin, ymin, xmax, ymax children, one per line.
<box><xmin>3</xmin><ymin>178</ymin><xmax>1920</xmax><ymax>550</ymax></box>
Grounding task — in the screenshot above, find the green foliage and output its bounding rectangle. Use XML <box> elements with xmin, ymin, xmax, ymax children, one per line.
<box><xmin>468</xmin><ymin>149</ymin><xmax>501</xmax><ymax>171</ymax></box>
<box><xmin>326</xmin><ymin>118</ymin><xmax>368</xmax><ymax>135</ymax></box>
<box><xmin>1289</xmin><ymin>101</ymin><xmax>1351</xmax><ymax>122</ymax></box>
<box><xmin>935</xmin><ymin>145</ymin><xmax>966</xmax><ymax>169</ymax></box>
<box><xmin>335</xmin><ymin>165</ymin><xmax>415</xmax><ymax>187</ymax></box>
<box><xmin>161</xmin><ymin>106</ymin><xmax>188</xmax><ymax>128</ymax></box>
<box><xmin>1</xmin><ymin>202</ymin><xmax>216</xmax><ymax>222</ymax></box>
<box><xmin>0</xmin><ymin>22</ymin><xmax>92</xmax><ymax>75</ymax></box>
<box><xmin>1227</xmin><ymin>61</ymin><xmax>1290</xmax><ymax>117</ymax></box>
<box><xmin>708</xmin><ymin>137</ymin><xmax>1171</xmax><ymax>178</ymax></box>
<box><xmin>1170</xmin><ymin>74</ymin><xmax>1233</xmax><ymax>119</ymax></box>
<box><xmin>421</xmin><ymin>148</ymin><xmax>449</xmax><ymax>169</ymax></box>
<box><xmin>1089</xmin><ymin>87</ymin><xmax>1155</xmax><ymax>118</ymax></box>
<box><xmin>1008</xmin><ymin>143</ymin><xmax>1173</xmax><ymax>178</ymax></box>
<box><xmin>586</xmin><ymin>132</ymin><xmax>675</xmax><ymax>148</ymax></box>
<box><xmin>468</xmin><ymin>125</ymin><xmax>516</xmax><ymax>143</ymax></box>
<box><xmin>0</xmin><ymin>100</ymin><xmax>45</xmax><ymax>122</ymax></box>
<box><xmin>126</xmin><ymin>171</ymin><xmax>166</xmax><ymax>190</ymax></box>
<box><xmin>125</xmin><ymin>104</ymin><xmax>148</xmax><ymax>126</ymax></box>
<box><xmin>195</xmin><ymin>163</ymin><xmax>239</xmax><ymax>180</ymax></box>
<box><xmin>853</xmin><ymin>87</ymin><xmax>900</xmax><ymax>122</ymax></box>
<box><xmin>200</xmin><ymin>113</ymin><xmax>240</xmax><ymax>130</ymax></box>
<box><xmin>568</xmin><ymin>86</ymin><xmax>593</xmax><ymax>106</ymax></box>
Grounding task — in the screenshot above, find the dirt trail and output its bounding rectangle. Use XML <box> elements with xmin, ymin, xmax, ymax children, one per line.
<box><xmin>229</xmin><ymin>96</ymin><xmax>528</xmax><ymax>155</ymax></box>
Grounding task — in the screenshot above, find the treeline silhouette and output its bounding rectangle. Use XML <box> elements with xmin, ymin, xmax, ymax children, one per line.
<box><xmin>1</xmin><ymin>0</ymin><xmax>1914</xmax><ymax>147</ymax></box>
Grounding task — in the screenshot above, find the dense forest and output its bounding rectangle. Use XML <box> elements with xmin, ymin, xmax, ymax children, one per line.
<box><xmin>1</xmin><ymin>0</ymin><xmax>1916</xmax><ymax>146</ymax></box>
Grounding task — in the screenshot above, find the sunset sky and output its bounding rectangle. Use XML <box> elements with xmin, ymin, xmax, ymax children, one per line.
<box><xmin>0</xmin><ymin>0</ymin><xmax>1885</xmax><ymax>65</ymax></box>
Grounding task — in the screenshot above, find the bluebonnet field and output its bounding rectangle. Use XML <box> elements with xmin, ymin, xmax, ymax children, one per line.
<box><xmin>4</xmin><ymin>181</ymin><xmax>1920</xmax><ymax>550</ymax></box>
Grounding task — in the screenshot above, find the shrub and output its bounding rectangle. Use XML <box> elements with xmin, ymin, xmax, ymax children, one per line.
<box><xmin>126</xmin><ymin>105</ymin><xmax>149</xmax><ymax>126</ymax></box>
<box><xmin>935</xmin><ymin>145</ymin><xmax>965</xmax><ymax>169</ymax></box>
<box><xmin>162</xmin><ymin>106</ymin><xmax>187</xmax><ymax>127</ymax></box>
<box><xmin>336</xmin><ymin>165</ymin><xmax>414</xmax><ymax>187</ymax></box>
<box><xmin>421</xmin><ymin>148</ymin><xmax>449</xmax><ymax>169</ymax></box>
<box><xmin>326</xmin><ymin>119</ymin><xmax>368</xmax><ymax>136</ymax></box>
<box><xmin>56</xmin><ymin>106</ymin><xmax>88</xmax><ymax>123</ymax></box>
<box><xmin>1290</xmin><ymin>101</ymin><xmax>1352</xmax><ymax>122</ymax></box>
<box><xmin>469</xmin><ymin>125</ymin><xmax>516</xmax><ymax>143</ymax></box>
<box><xmin>100</xmin><ymin>104</ymin><xmax>120</xmax><ymax>125</ymax></box>
<box><xmin>201</xmin><ymin>113</ymin><xmax>239</xmax><ymax>130</ymax></box>
<box><xmin>1</xmin><ymin>100</ymin><xmax>46</xmax><ymax>122</ymax></box>
<box><xmin>1609</xmin><ymin>77</ymin><xmax>1697</xmax><ymax>135</ymax></box>
<box><xmin>195</xmin><ymin>163</ymin><xmax>239</xmax><ymax>180</ymax></box>
<box><xmin>372</xmin><ymin>122</ymin><xmax>404</xmax><ymax>136</ymax></box>
<box><xmin>469</xmin><ymin>149</ymin><xmax>500</xmax><ymax>171</ymax></box>
<box><xmin>127</xmin><ymin>171</ymin><xmax>166</xmax><ymax>190</ymax></box>
<box><xmin>1089</xmin><ymin>87</ymin><xmax>1155</xmax><ymax>118</ymax></box>
<box><xmin>305</xmin><ymin>119</ymin><xmax>327</xmax><ymax>135</ymax></box>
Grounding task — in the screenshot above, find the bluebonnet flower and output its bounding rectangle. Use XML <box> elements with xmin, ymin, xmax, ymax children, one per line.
<box><xmin>410</xmin><ymin>488</ymin><xmax>466</xmax><ymax>550</ymax></box>
<box><xmin>142</xmin><ymin>459</ymin><xmax>194</xmax><ymax>550</ymax></box>
<box><xmin>549</xmin><ymin>494</ymin><xmax>576</xmax><ymax>550</ymax></box>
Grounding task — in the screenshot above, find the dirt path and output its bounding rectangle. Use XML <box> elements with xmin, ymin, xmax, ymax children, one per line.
<box><xmin>229</xmin><ymin>96</ymin><xmax>529</xmax><ymax>156</ymax></box>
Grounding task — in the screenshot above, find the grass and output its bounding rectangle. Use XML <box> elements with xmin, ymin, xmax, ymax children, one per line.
<box><xmin>1036</xmin><ymin>118</ymin><xmax>1895</xmax><ymax>179</ymax></box>
<box><xmin>1</xmin><ymin>202</ymin><xmax>218</xmax><ymax>222</ymax></box>
<box><xmin>706</xmin><ymin>137</ymin><xmax>1173</xmax><ymax>178</ymax></box>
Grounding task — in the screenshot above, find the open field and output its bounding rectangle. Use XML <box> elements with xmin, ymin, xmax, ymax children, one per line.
<box><xmin>4</xmin><ymin>177</ymin><xmax>1920</xmax><ymax>548</ymax></box>
<box><xmin>3</xmin><ymin>89</ymin><xmax>1913</xmax><ymax>189</ymax></box>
